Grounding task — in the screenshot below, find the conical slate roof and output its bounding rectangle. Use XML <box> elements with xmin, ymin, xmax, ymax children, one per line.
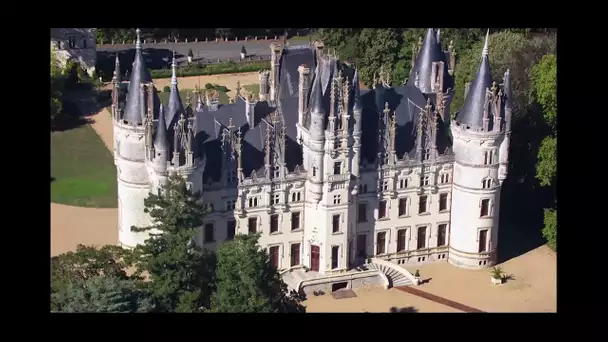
<box><xmin>407</xmin><ymin>28</ymin><xmax>453</xmax><ymax>94</ymax></box>
<box><xmin>154</xmin><ymin>104</ymin><xmax>168</xmax><ymax>151</ymax></box>
<box><xmin>122</xmin><ymin>29</ymin><xmax>152</xmax><ymax>124</ymax></box>
<box><xmin>455</xmin><ymin>32</ymin><xmax>493</xmax><ymax>128</ymax></box>
<box><xmin>164</xmin><ymin>52</ymin><xmax>185</xmax><ymax>128</ymax></box>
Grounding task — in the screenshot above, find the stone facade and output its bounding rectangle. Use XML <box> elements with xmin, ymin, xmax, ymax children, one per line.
<box><xmin>50</xmin><ymin>28</ymin><xmax>97</xmax><ymax>76</ymax></box>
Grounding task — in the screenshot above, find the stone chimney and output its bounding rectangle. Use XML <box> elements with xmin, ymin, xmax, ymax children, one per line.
<box><xmin>297</xmin><ymin>64</ymin><xmax>310</xmax><ymax>126</ymax></box>
<box><xmin>246</xmin><ymin>95</ymin><xmax>256</xmax><ymax>127</ymax></box>
<box><xmin>259</xmin><ymin>70</ymin><xmax>270</xmax><ymax>101</ymax></box>
<box><xmin>314</xmin><ymin>40</ymin><xmax>324</xmax><ymax>58</ymax></box>
<box><xmin>269</xmin><ymin>44</ymin><xmax>282</xmax><ymax>102</ymax></box>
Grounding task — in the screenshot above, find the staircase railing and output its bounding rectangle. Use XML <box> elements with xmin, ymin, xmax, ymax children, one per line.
<box><xmin>370</xmin><ymin>257</ymin><xmax>417</xmax><ymax>285</ymax></box>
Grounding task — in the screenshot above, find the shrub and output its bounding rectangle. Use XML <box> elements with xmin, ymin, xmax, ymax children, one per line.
<box><xmin>163</xmin><ymin>86</ymin><xmax>171</xmax><ymax>93</ymax></box>
<box><xmin>149</xmin><ymin>60</ymin><xmax>270</xmax><ymax>79</ymax></box>
<box><xmin>205</xmin><ymin>83</ymin><xmax>214</xmax><ymax>90</ymax></box>
<box><xmin>213</xmin><ymin>85</ymin><xmax>228</xmax><ymax>93</ymax></box>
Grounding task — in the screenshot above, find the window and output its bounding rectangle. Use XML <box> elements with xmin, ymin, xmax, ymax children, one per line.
<box><xmin>270</xmin><ymin>214</ymin><xmax>279</xmax><ymax>233</ymax></box>
<box><xmin>334</xmin><ymin>140</ymin><xmax>340</xmax><ymax>149</ymax></box>
<box><xmin>291</xmin><ymin>212</ymin><xmax>301</xmax><ymax>230</ymax></box>
<box><xmin>55</xmin><ymin>40</ymin><xmax>62</xmax><ymax>50</ymax></box>
<box><xmin>204</xmin><ymin>202</ymin><xmax>214</xmax><ymax>212</ymax></box>
<box><xmin>226</xmin><ymin>220</ymin><xmax>236</xmax><ymax>240</ymax></box>
<box><xmin>421</xmin><ymin>176</ymin><xmax>430</xmax><ymax>186</ymax></box>
<box><xmin>399</xmin><ymin>178</ymin><xmax>408</xmax><ymax>189</ymax></box>
<box><xmin>272</xmin><ymin>194</ymin><xmax>280</xmax><ymax>205</ymax></box>
<box><xmin>331</xmin><ymin>246</ymin><xmax>339</xmax><ymax>269</ymax></box>
<box><xmin>439</xmin><ymin>193</ymin><xmax>448</xmax><ymax>212</ymax></box>
<box><xmin>203</xmin><ymin>223</ymin><xmax>215</xmax><ymax>243</ymax></box>
<box><xmin>397</xmin><ymin>229</ymin><xmax>407</xmax><ymax>252</ymax></box>
<box><xmin>82</xmin><ymin>37</ymin><xmax>87</xmax><ymax>49</ymax></box>
<box><xmin>437</xmin><ymin>224</ymin><xmax>447</xmax><ymax>247</ymax></box>
<box><xmin>248</xmin><ymin>217</ymin><xmax>257</xmax><ymax>234</ymax></box>
<box><xmin>248</xmin><ymin>197</ymin><xmax>258</xmax><ymax>208</ymax></box>
<box><xmin>291</xmin><ymin>192</ymin><xmax>301</xmax><ymax>202</ymax></box>
<box><xmin>483</xmin><ymin>151</ymin><xmax>491</xmax><ymax>165</ymax></box>
<box><xmin>378</xmin><ymin>200</ymin><xmax>387</xmax><ymax>219</ymax></box>
<box><xmin>398</xmin><ymin>198</ymin><xmax>408</xmax><ymax>216</ymax></box>
<box><xmin>227</xmin><ymin>170</ymin><xmax>237</xmax><ymax>183</ymax></box>
<box><xmin>333</xmin><ymin>195</ymin><xmax>341</xmax><ymax>205</ymax></box>
<box><xmin>358</xmin><ymin>203</ymin><xmax>367</xmax><ymax>222</ymax></box>
<box><xmin>290</xmin><ymin>243</ymin><xmax>300</xmax><ymax>266</ymax></box>
<box><xmin>423</xmin><ymin>149</ymin><xmax>430</xmax><ymax>161</ymax></box>
<box><xmin>382</xmin><ymin>181</ymin><xmax>389</xmax><ymax>191</ymax></box>
<box><xmin>312</xmin><ymin>166</ymin><xmax>317</xmax><ymax>177</ymax></box>
<box><xmin>478</xmin><ymin>229</ymin><xmax>488</xmax><ymax>253</ymax></box>
<box><xmin>440</xmin><ymin>173</ymin><xmax>450</xmax><ymax>184</ymax></box>
<box><xmin>269</xmin><ymin>246</ymin><xmax>280</xmax><ymax>269</ymax></box>
<box><xmin>334</xmin><ymin>162</ymin><xmax>341</xmax><ymax>175</ymax></box>
<box><xmin>68</xmin><ymin>36</ymin><xmax>75</xmax><ymax>49</ymax></box>
<box><xmin>376</xmin><ymin>232</ymin><xmax>386</xmax><ymax>255</ymax></box>
<box><xmin>480</xmin><ymin>199</ymin><xmax>490</xmax><ymax>217</ymax></box>
<box><xmin>418</xmin><ymin>195</ymin><xmax>428</xmax><ymax>214</ymax></box>
<box><xmin>359</xmin><ymin>184</ymin><xmax>368</xmax><ymax>193</ymax></box>
<box><xmin>274</xmin><ymin>166</ymin><xmax>280</xmax><ymax>178</ymax></box>
<box><xmin>226</xmin><ymin>200</ymin><xmax>236</xmax><ymax>211</ymax></box>
<box><xmin>482</xmin><ymin>179</ymin><xmax>492</xmax><ymax>189</ymax></box>
<box><xmin>332</xmin><ymin>214</ymin><xmax>340</xmax><ymax>233</ymax></box>
<box><xmin>417</xmin><ymin>226</ymin><xmax>427</xmax><ymax>249</ymax></box>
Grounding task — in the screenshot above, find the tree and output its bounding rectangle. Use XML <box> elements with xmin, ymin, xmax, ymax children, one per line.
<box><xmin>51</xmin><ymin>244</ymin><xmax>138</xmax><ymax>311</ymax></box>
<box><xmin>52</xmin><ymin>275</ymin><xmax>153</xmax><ymax>313</ymax></box>
<box><xmin>531</xmin><ymin>53</ymin><xmax>557</xmax><ymax>251</ymax></box>
<box><xmin>211</xmin><ymin>234</ymin><xmax>305</xmax><ymax>313</ymax></box>
<box><xmin>356</xmin><ymin>28</ymin><xmax>403</xmax><ymax>87</ymax></box>
<box><xmin>131</xmin><ymin>173</ymin><xmax>216</xmax><ymax>312</ymax></box>
<box><xmin>50</xmin><ymin>47</ymin><xmax>64</xmax><ymax>123</ymax></box>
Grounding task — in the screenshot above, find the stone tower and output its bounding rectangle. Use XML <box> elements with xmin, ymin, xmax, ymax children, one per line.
<box><xmin>449</xmin><ymin>32</ymin><xmax>511</xmax><ymax>269</ymax></box>
<box><xmin>112</xmin><ymin>29</ymin><xmax>155</xmax><ymax>248</ymax></box>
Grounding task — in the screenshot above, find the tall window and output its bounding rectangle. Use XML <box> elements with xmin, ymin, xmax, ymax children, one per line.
<box><xmin>358</xmin><ymin>203</ymin><xmax>367</xmax><ymax>222</ymax></box>
<box><xmin>418</xmin><ymin>196</ymin><xmax>428</xmax><ymax>214</ymax></box>
<box><xmin>269</xmin><ymin>246</ymin><xmax>280</xmax><ymax>269</ymax></box>
<box><xmin>331</xmin><ymin>246</ymin><xmax>339</xmax><ymax>269</ymax></box>
<box><xmin>398</xmin><ymin>198</ymin><xmax>408</xmax><ymax>216</ymax></box>
<box><xmin>397</xmin><ymin>229</ymin><xmax>407</xmax><ymax>252</ymax></box>
<box><xmin>399</xmin><ymin>178</ymin><xmax>408</xmax><ymax>189</ymax></box>
<box><xmin>272</xmin><ymin>194</ymin><xmax>280</xmax><ymax>205</ymax></box>
<box><xmin>359</xmin><ymin>184</ymin><xmax>368</xmax><ymax>193</ymax></box>
<box><xmin>203</xmin><ymin>223</ymin><xmax>214</xmax><ymax>243</ymax></box>
<box><xmin>478</xmin><ymin>229</ymin><xmax>488</xmax><ymax>253</ymax></box>
<box><xmin>291</xmin><ymin>192</ymin><xmax>301</xmax><ymax>202</ymax></box>
<box><xmin>480</xmin><ymin>199</ymin><xmax>490</xmax><ymax>217</ymax></box>
<box><xmin>291</xmin><ymin>212</ymin><xmax>301</xmax><ymax>230</ymax></box>
<box><xmin>82</xmin><ymin>37</ymin><xmax>87</xmax><ymax>49</ymax></box>
<box><xmin>226</xmin><ymin>220</ymin><xmax>236</xmax><ymax>240</ymax></box>
<box><xmin>417</xmin><ymin>226</ymin><xmax>427</xmax><ymax>249</ymax></box>
<box><xmin>270</xmin><ymin>214</ymin><xmax>279</xmax><ymax>233</ymax></box>
<box><xmin>332</xmin><ymin>214</ymin><xmax>340</xmax><ymax>233</ymax></box>
<box><xmin>334</xmin><ymin>162</ymin><xmax>341</xmax><ymax>175</ymax></box>
<box><xmin>376</xmin><ymin>231</ymin><xmax>386</xmax><ymax>255</ymax></box>
<box><xmin>248</xmin><ymin>217</ymin><xmax>257</xmax><ymax>234</ymax></box>
<box><xmin>290</xmin><ymin>243</ymin><xmax>300</xmax><ymax>266</ymax></box>
<box><xmin>248</xmin><ymin>197</ymin><xmax>258</xmax><ymax>208</ymax></box>
<box><xmin>437</xmin><ymin>224</ymin><xmax>447</xmax><ymax>247</ymax></box>
<box><xmin>421</xmin><ymin>176</ymin><xmax>430</xmax><ymax>186</ymax></box>
<box><xmin>482</xmin><ymin>179</ymin><xmax>492</xmax><ymax>189</ymax></box>
<box><xmin>378</xmin><ymin>200</ymin><xmax>387</xmax><ymax>219</ymax></box>
<box><xmin>440</xmin><ymin>173</ymin><xmax>450</xmax><ymax>184</ymax></box>
<box><xmin>382</xmin><ymin>181</ymin><xmax>389</xmax><ymax>191</ymax></box>
<box><xmin>333</xmin><ymin>195</ymin><xmax>341</xmax><ymax>204</ymax></box>
<box><xmin>439</xmin><ymin>193</ymin><xmax>448</xmax><ymax>212</ymax></box>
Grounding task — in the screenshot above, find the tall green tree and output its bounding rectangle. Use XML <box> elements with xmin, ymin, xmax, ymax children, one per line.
<box><xmin>131</xmin><ymin>173</ymin><xmax>216</xmax><ymax>312</ymax></box>
<box><xmin>356</xmin><ymin>28</ymin><xmax>403</xmax><ymax>87</ymax></box>
<box><xmin>531</xmin><ymin>54</ymin><xmax>557</xmax><ymax>251</ymax></box>
<box><xmin>50</xmin><ymin>47</ymin><xmax>64</xmax><ymax>123</ymax></box>
<box><xmin>52</xmin><ymin>275</ymin><xmax>152</xmax><ymax>313</ymax></box>
<box><xmin>211</xmin><ymin>234</ymin><xmax>305</xmax><ymax>313</ymax></box>
<box><xmin>51</xmin><ymin>244</ymin><xmax>138</xmax><ymax>311</ymax></box>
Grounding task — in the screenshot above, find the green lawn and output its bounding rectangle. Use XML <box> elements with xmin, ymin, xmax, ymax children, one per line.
<box><xmin>243</xmin><ymin>84</ymin><xmax>260</xmax><ymax>98</ymax></box>
<box><xmin>51</xmin><ymin>125</ymin><xmax>117</xmax><ymax>208</ymax></box>
<box><xmin>158</xmin><ymin>89</ymin><xmax>230</xmax><ymax>106</ymax></box>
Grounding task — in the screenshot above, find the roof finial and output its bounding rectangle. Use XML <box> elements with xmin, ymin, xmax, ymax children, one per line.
<box><xmin>482</xmin><ymin>29</ymin><xmax>489</xmax><ymax>57</ymax></box>
<box><xmin>171</xmin><ymin>50</ymin><xmax>177</xmax><ymax>86</ymax></box>
<box><xmin>135</xmin><ymin>28</ymin><xmax>141</xmax><ymax>50</ymax></box>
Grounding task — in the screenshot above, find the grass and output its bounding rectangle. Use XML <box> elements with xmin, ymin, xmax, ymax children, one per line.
<box><xmin>158</xmin><ymin>89</ymin><xmax>231</xmax><ymax>105</ymax></box>
<box><xmin>51</xmin><ymin>125</ymin><xmax>117</xmax><ymax>208</ymax></box>
<box><xmin>243</xmin><ymin>84</ymin><xmax>259</xmax><ymax>98</ymax></box>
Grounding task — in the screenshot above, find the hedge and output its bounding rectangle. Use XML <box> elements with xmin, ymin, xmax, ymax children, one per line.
<box><xmin>149</xmin><ymin>61</ymin><xmax>270</xmax><ymax>79</ymax></box>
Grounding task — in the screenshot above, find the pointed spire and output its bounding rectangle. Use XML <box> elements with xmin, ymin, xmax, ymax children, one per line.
<box><xmin>135</xmin><ymin>28</ymin><xmax>141</xmax><ymax>50</ymax></box>
<box><xmin>309</xmin><ymin>70</ymin><xmax>325</xmax><ymax>115</ymax></box>
<box><xmin>122</xmin><ymin>28</ymin><xmax>152</xmax><ymax>124</ymax></box>
<box><xmin>436</xmin><ymin>29</ymin><xmax>441</xmax><ymax>45</ymax></box>
<box><xmin>504</xmin><ymin>69</ymin><xmax>512</xmax><ymax>108</ymax></box>
<box><xmin>455</xmin><ymin>34</ymin><xmax>493</xmax><ymax>128</ymax></box>
<box><xmin>482</xmin><ymin>29</ymin><xmax>490</xmax><ymax>57</ymax></box>
<box><xmin>171</xmin><ymin>50</ymin><xmax>177</xmax><ymax>86</ymax></box>
<box><xmin>114</xmin><ymin>53</ymin><xmax>121</xmax><ymax>82</ymax></box>
<box><xmin>154</xmin><ymin>104</ymin><xmax>168</xmax><ymax>151</ymax></box>
<box><xmin>407</xmin><ymin>28</ymin><xmax>452</xmax><ymax>93</ymax></box>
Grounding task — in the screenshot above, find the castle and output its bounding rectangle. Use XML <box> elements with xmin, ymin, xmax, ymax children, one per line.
<box><xmin>111</xmin><ymin>28</ymin><xmax>511</xmax><ymax>291</ymax></box>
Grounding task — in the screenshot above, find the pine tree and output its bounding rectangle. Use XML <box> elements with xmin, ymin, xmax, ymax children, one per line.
<box><xmin>211</xmin><ymin>234</ymin><xmax>305</xmax><ymax>313</ymax></box>
<box><xmin>131</xmin><ymin>173</ymin><xmax>216</xmax><ymax>312</ymax></box>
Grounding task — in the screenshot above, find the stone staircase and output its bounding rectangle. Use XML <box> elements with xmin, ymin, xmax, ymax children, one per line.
<box><xmin>281</xmin><ymin>268</ymin><xmax>319</xmax><ymax>292</ymax></box>
<box><xmin>355</xmin><ymin>259</ymin><xmax>414</xmax><ymax>288</ymax></box>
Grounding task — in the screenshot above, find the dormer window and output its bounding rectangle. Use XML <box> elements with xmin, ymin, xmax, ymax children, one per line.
<box><xmin>227</xmin><ymin>170</ymin><xmax>237</xmax><ymax>183</ymax></box>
